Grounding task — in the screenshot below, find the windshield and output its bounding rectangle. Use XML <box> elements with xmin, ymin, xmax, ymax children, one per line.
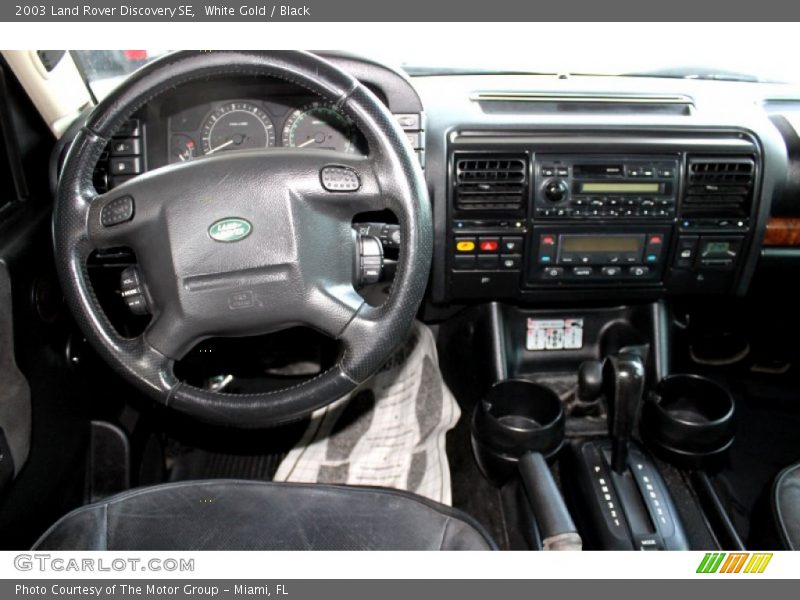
<box><xmin>72</xmin><ymin>31</ymin><xmax>800</xmax><ymax>100</ymax></box>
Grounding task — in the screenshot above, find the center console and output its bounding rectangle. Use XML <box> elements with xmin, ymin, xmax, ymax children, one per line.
<box><xmin>445</xmin><ymin>132</ymin><xmax>760</xmax><ymax>302</ymax></box>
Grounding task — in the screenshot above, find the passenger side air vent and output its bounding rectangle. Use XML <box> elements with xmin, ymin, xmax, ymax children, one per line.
<box><xmin>454</xmin><ymin>155</ymin><xmax>528</xmax><ymax>211</ymax></box>
<box><xmin>682</xmin><ymin>157</ymin><xmax>755</xmax><ymax>218</ymax></box>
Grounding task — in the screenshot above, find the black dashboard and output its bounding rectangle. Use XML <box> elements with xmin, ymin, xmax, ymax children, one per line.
<box><xmin>77</xmin><ymin>52</ymin><xmax>800</xmax><ymax>310</ymax></box>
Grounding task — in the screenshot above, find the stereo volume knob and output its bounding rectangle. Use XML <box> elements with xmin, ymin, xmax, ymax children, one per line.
<box><xmin>544</xmin><ymin>180</ymin><xmax>568</xmax><ymax>203</ymax></box>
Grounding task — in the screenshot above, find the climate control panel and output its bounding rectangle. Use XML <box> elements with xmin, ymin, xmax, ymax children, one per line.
<box><xmin>529</xmin><ymin>228</ymin><xmax>671</xmax><ymax>284</ymax></box>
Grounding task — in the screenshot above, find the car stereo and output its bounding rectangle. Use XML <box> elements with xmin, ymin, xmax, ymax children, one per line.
<box><xmin>534</xmin><ymin>155</ymin><xmax>679</xmax><ymax>220</ymax></box>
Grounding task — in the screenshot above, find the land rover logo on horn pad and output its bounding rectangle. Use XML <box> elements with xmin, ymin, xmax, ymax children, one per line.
<box><xmin>208</xmin><ymin>218</ymin><xmax>252</xmax><ymax>242</ymax></box>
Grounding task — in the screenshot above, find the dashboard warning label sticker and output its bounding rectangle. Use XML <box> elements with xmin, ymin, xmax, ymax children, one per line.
<box><xmin>526</xmin><ymin>318</ymin><xmax>584</xmax><ymax>351</ymax></box>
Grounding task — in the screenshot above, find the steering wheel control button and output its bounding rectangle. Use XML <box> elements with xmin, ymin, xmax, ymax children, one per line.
<box><xmin>356</xmin><ymin>235</ymin><xmax>384</xmax><ymax>288</ymax></box>
<box><xmin>321</xmin><ymin>166</ymin><xmax>360</xmax><ymax>192</ymax></box>
<box><xmin>100</xmin><ymin>195</ymin><xmax>135</xmax><ymax>227</ymax></box>
<box><xmin>119</xmin><ymin>266</ymin><xmax>149</xmax><ymax>315</ymax></box>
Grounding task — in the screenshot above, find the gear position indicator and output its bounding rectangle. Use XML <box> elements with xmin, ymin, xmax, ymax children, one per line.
<box><xmin>526</xmin><ymin>318</ymin><xmax>584</xmax><ymax>351</ymax></box>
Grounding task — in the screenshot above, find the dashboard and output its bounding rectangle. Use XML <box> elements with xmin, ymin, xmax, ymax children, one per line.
<box><xmin>78</xmin><ymin>52</ymin><xmax>800</xmax><ymax>309</ymax></box>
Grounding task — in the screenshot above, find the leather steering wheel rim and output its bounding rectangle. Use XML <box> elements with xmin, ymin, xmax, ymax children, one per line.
<box><xmin>54</xmin><ymin>50</ymin><xmax>432</xmax><ymax>428</ymax></box>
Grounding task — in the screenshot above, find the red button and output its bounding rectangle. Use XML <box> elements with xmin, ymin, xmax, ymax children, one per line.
<box><xmin>649</xmin><ymin>234</ymin><xmax>663</xmax><ymax>244</ymax></box>
<box><xmin>479</xmin><ymin>240</ymin><xmax>499</xmax><ymax>252</ymax></box>
<box><xmin>542</xmin><ymin>235</ymin><xmax>556</xmax><ymax>246</ymax></box>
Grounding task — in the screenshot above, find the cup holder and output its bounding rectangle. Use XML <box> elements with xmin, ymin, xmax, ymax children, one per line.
<box><xmin>471</xmin><ymin>380</ymin><xmax>565</xmax><ymax>484</ymax></box>
<box><xmin>642</xmin><ymin>374</ymin><xmax>736</xmax><ymax>469</ymax></box>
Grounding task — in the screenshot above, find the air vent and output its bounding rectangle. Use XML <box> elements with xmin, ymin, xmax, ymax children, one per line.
<box><xmin>454</xmin><ymin>155</ymin><xmax>528</xmax><ymax>211</ymax></box>
<box><xmin>682</xmin><ymin>157</ymin><xmax>755</xmax><ymax>218</ymax></box>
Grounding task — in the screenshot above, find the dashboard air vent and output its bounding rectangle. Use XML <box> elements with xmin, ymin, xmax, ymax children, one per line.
<box><xmin>682</xmin><ymin>156</ymin><xmax>755</xmax><ymax>218</ymax></box>
<box><xmin>454</xmin><ymin>155</ymin><xmax>528</xmax><ymax>211</ymax></box>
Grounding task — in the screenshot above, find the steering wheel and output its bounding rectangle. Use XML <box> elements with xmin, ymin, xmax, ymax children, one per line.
<box><xmin>54</xmin><ymin>51</ymin><xmax>432</xmax><ymax>428</ymax></box>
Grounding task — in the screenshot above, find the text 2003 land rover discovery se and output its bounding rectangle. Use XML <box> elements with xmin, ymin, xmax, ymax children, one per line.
<box><xmin>0</xmin><ymin>49</ymin><xmax>798</xmax><ymax>551</ymax></box>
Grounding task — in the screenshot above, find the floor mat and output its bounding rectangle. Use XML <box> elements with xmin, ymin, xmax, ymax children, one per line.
<box><xmin>274</xmin><ymin>322</ymin><xmax>461</xmax><ymax>505</ymax></box>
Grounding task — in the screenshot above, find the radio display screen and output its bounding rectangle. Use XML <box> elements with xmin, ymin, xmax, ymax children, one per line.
<box><xmin>561</xmin><ymin>235</ymin><xmax>642</xmax><ymax>253</ymax></box>
<box><xmin>579</xmin><ymin>182</ymin><xmax>662</xmax><ymax>194</ymax></box>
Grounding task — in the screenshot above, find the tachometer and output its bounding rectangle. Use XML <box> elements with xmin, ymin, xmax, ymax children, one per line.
<box><xmin>282</xmin><ymin>102</ymin><xmax>356</xmax><ymax>153</ymax></box>
<box><xmin>201</xmin><ymin>101</ymin><xmax>276</xmax><ymax>155</ymax></box>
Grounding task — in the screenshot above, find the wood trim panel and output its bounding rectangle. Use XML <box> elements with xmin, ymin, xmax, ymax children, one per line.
<box><xmin>764</xmin><ymin>218</ymin><xmax>800</xmax><ymax>246</ymax></box>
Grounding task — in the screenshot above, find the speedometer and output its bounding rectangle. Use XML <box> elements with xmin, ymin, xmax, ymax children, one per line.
<box><xmin>282</xmin><ymin>102</ymin><xmax>356</xmax><ymax>153</ymax></box>
<box><xmin>201</xmin><ymin>102</ymin><xmax>276</xmax><ymax>155</ymax></box>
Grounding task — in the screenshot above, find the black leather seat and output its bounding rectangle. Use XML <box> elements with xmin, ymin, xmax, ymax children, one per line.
<box><xmin>773</xmin><ymin>463</ymin><xmax>800</xmax><ymax>550</ymax></box>
<box><xmin>33</xmin><ymin>480</ymin><xmax>496</xmax><ymax>550</ymax></box>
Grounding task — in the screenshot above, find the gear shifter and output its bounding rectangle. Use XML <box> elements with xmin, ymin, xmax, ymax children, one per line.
<box><xmin>563</xmin><ymin>351</ymin><xmax>688</xmax><ymax>550</ymax></box>
<box><xmin>603</xmin><ymin>353</ymin><xmax>645</xmax><ymax>474</ymax></box>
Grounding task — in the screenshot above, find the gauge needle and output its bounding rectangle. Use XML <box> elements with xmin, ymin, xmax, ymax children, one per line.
<box><xmin>297</xmin><ymin>138</ymin><xmax>318</xmax><ymax>148</ymax></box>
<box><xmin>206</xmin><ymin>139</ymin><xmax>234</xmax><ymax>155</ymax></box>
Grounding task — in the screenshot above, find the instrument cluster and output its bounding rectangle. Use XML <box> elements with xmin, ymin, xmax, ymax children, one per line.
<box><xmin>167</xmin><ymin>98</ymin><xmax>364</xmax><ymax>163</ymax></box>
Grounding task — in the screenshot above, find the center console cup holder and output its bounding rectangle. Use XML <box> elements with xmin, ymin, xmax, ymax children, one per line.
<box><xmin>471</xmin><ymin>380</ymin><xmax>565</xmax><ymax>484</ymax></box>
<box><xmin>642</xmin><ymin>374</ymin><xmax>736</xmax><ymax>469</ymax></box>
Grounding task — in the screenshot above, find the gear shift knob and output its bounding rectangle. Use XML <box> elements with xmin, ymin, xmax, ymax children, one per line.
<box><xmin>603</xmin><ymin>353</ymin><xmax>646</xmax><ymax>474</ymax></box>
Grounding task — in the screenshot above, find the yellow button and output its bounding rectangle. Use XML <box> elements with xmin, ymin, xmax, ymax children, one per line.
<box><xmin>456</xmin><ymin>241</ymin><xmax>476</xmax><ymax>252</ymax></box>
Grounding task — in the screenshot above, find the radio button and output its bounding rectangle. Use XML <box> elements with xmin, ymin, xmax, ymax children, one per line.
<box><xmin>502</xmin><ymin>236</ymin><xmax>524</xmax><ymax>253</ymax></box>
<box><xmin>602</xmin><ymin>266</ymin><xmax>622</xmax><ymax>277</ymax></box>
<box><xmin>658</xmin><ymin>168</ymin><xmax>674</xmax><ymax>177</ymax></box>
<box><xmin>573</xmin><ymin>267</ymin><xmax>594</xmax><ymax>277</ymax></box>
<box><xmin>642</xmin><ymin>168</ymin><xmax>655</xmax><ymax>177</ymax></box>
<box><xmin>556</xmin><ymin>167</ymin><xmax>569</xmax><ymax>177</ymax></box>
<box><xmin>543</xmin><ymin>267</ymin><xmax>564</xmax><ymax>278</ymax></box>
<box><xmin>542</xmin><ymin>167</ymin><xmax>555</xmax><ymax>177</ymax></box>
<box><xmin>629</xmin><ymin>266</ymin><xmax>650</xmax><ymax>277</ymax></box>
<box><xmin>500</xmin><ymin>255</ymin><xmax>522</xmax><ymax>270</ymax></box>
